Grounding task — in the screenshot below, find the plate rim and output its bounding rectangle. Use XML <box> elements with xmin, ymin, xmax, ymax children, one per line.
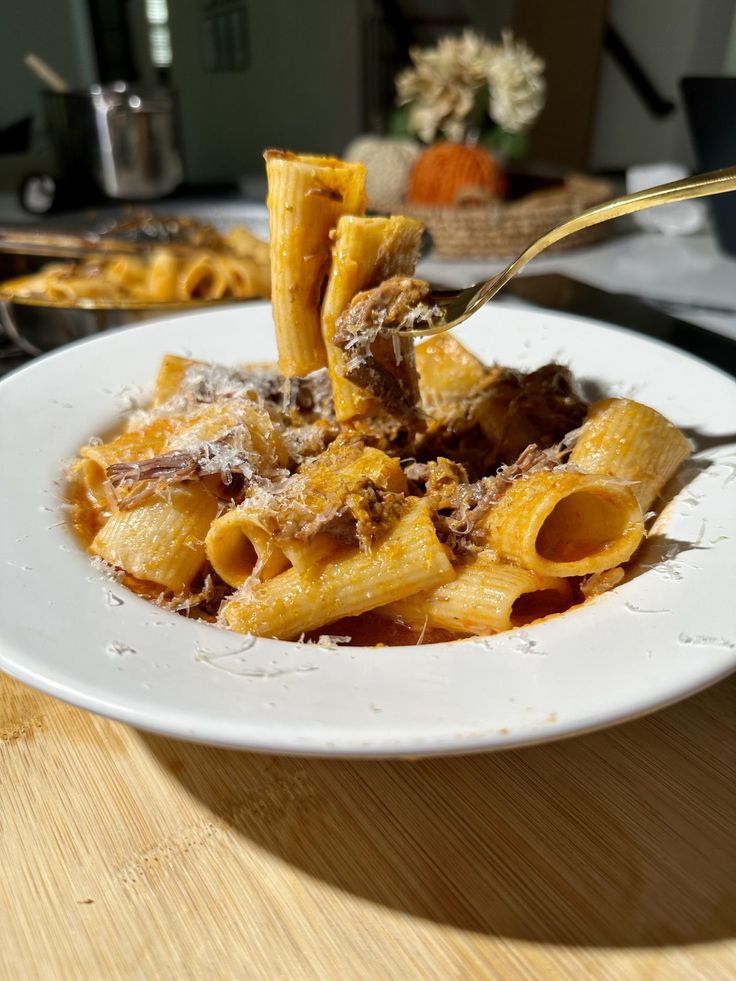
<box><xmin>1</xmin><ymin>640</ymin><xmax>734</xmax><ymax>757</ymax></box>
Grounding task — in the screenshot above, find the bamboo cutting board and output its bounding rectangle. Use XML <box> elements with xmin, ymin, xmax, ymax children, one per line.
<box><xmin>1</xmin><ymin>670</ymin><xmax>735</xmax><ymax>980</ymax></box>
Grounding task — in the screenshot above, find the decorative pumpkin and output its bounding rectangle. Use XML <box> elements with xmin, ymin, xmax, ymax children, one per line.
<box><xmin>407</xmin><ymin>142</ymin><xmax>505</xmax><ymax>206</ymax></box>
<box><xmin>344</xmin><ymin>135</ymin><xmax>421</xmax><ymax>210</ymax></box>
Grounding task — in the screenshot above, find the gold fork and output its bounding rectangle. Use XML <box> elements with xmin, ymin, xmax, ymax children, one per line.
<box><xmin>402</xmin><ymin>165</ymin><xmax>736</xmax><ymax>337</ymax></box>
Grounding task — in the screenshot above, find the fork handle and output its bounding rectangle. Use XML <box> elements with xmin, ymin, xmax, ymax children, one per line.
<box><xmin>477</xmin><ymin>165</ymin><xmax>736</xmax><ymax>305</ymax></box>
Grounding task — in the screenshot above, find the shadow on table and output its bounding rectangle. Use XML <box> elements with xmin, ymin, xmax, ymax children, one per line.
<box><xmin>140</xmin><ymin>675</ymin><xmax>736</xmax><ymax>947</ymax></box>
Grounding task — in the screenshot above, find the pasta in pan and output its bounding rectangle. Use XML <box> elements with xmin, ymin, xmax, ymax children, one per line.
<box><xmin>66</xmin><ymin>151</ymin><xmax>691</xmax><ymax>645</ymax></box>
<box><xmin>2</xmin><ymin>221</ymin><xmax>270</xmax><ymax>305</ymax></box>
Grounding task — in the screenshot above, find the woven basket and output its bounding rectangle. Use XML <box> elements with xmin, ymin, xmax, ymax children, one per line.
<box><xmin>387</xmin><ymin>174</ymin><xmax>614</xmax><ymax>259</ymax></box>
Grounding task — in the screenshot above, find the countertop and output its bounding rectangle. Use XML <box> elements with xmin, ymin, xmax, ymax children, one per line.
<box><xmin>2</xmin><ymin>670</ymin><xmax>734</xmax><ymax>979</ymax></box>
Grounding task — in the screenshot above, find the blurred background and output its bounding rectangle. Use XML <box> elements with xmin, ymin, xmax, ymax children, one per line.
<box><xmin>0</xmin><ymin>0</ymin><xmax>734</xmax><ymax>371</ymax></box>
<box><xmin>2</xmin><ymin>0</ymin><xmax>734</xmax><ymax>200</ymax></box>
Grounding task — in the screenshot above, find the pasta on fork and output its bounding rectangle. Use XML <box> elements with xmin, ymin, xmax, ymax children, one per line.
<box><xmin>67</xmin><ymin>150</ymin><xmax>691</xmax><ymax>644</ymax></box>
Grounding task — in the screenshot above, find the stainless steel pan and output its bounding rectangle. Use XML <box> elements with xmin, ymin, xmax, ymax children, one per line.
<box><xmin>0</xmin><ymin>292</ymin><xmax>247</xmax><ymax>356</ymax></box>
<box><xmin>45</xmin><ymin>83</ymin><xmax>183</xmax><ymax>200</ymax></box>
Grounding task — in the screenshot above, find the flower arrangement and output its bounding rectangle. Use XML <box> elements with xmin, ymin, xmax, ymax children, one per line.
<box><xmin>344</xmin><ymin>27</ymin><xmax>608</xmax><ymax>257</ymax></box>
<box><xmin>345</xmin><ymin>28</ymin><xmax>550</xmax><ymax>216</ymax></box>
<box><xmin>394</xmin><ymin>29</ymin><xmax>545</xmax><ymax>160</ymax></box>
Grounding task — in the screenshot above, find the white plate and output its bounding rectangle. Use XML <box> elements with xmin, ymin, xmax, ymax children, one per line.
<box><xmin>1</xmin><ymin>304</ymin><xmax>735</xmax><ymax>757</ymax></box>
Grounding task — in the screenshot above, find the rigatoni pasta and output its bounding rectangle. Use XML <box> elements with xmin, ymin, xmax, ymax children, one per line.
<box><xmin>64</xmin><ymin>147</ymin><xmax>691</xmax><ymax>646</ymax></box>
<box><xmin>414</xmin><ymin>334</ymin><xmax>489</xmax><ymax>411</ymax></box>
<box><xmin>265</xmin><ymin>150</ymin><xmax>366</xmax><ymax>377</ymax></box>
<box><xmin>2</xmin><ymin>223</ymin><xmax>271</xmax><ymax>306</ymax></box>
<box><xmin>67</xmin><ymin>335</ymin><xmax>680</xmax><ymax>642</ymax></box>
<box><xmin>569</xmin><ymin>397</ymin><xmax>692</xmax><ymax>511</ymax></box>
<box><xmin>483</xmin><ymin>470</ymin><xmax>645</xmax><ymax>577</ymax></box>
<box><xmin>204</xmin><ymin>439</ymin><xmax>406</xmax><ymax>588</ymax></box>
<box><xmin>91</xmin><ymin>484</ymin><xmax>218</xmax><ymax>593</ymax></box>
<box><xmin>205</xmin><ymin>508</ymin><xmax>290</xmax><ymax>587</ymax></box>
<box><xmin>220</xmin><ymin>500</ymin><xmax>454</xmax><ymax>639</ymax></box>
<box><xmin>321</xmin><ymin>214</ymin><xmax>424</xmax><ymax>421</ymax></box>
<box><xmin>380</xmin><ymin>555</ymin><xmax>573</xmax><ymax>635</ymax></box>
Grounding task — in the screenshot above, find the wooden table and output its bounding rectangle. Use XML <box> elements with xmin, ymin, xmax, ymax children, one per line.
<box><xmin>2</xmin><ymin>670</ymin><xmax>734</xmax><ymax>980</ymax></box>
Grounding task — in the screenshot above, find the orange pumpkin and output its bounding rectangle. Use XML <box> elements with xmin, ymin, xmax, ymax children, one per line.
<box><xmin>407</xmin><ymin>142</ymin><xmax>505</xmax><ymax>206</ymax></box>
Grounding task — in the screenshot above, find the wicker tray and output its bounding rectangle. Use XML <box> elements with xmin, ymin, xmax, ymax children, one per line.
<box><xmin>393</xmin><ymin>174</ymin><xmax>614</xmax><ymax>259</ymax></box>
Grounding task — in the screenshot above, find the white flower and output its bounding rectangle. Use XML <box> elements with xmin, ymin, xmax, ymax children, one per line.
<box><xmin>395</xmin><ymin>28</ymin><xmax>545</xmax><ymax>142</ymax></box>
<box><xmin>486</xmin><ymin>30</ymin><xmax>545</xmax><ymax>134</ymax></box>
<box><xmin>396</xmin><ymin>29</ymin><xmax>494</xmax><ymax>142</ymax></box>
<box><xmin>407</xmin><ymin>103</ymin><xmax>442</xmax><ymax>144</ymax></box>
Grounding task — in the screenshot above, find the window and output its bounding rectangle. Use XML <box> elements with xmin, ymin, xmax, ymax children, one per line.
<box><xmin>145</xmin><ymin>0</ymin><xmax>172</xmax><ymax>68</ymax></box>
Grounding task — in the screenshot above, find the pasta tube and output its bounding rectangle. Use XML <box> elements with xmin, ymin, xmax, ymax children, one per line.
<box><xmin>381</xmin><ymin>554</ymin><xmax>573</xmax><ymax>635</ymax></box>
<box><xmin>104</xmin><ymin>256</ymin><xmax>147</xmax><ymax>293</ymax></box>
<box><xmin>284</xmin><ymin>440</ymin><xmax>408</xmax><ymax>516</ymax></box>
<box><xmin>79</xmin><ymin>418</ymin><xmax>179</xmax><ymax>507</ymax></box>
<box><xmin>265</xmin><ymin>150</ymin><xmax>366</xmax><ymax>377</ymax></box>
<box><xmin>3</xmin><ymin>226</ymin><xmax>271</xmax><ymax>306</ymax></box>
<box><xmin>81</xmin><ymin>399</ymin><xmax>286</xmax><ymax>516</ymax></box>
<box><xmin>208</xmin><ymin>438</ymin><xmax>405</xmax><ymax>587</ymax></box>
<box><xmin>415</xmin><ymin>335</ymin><xmax>489</xmax><ymax>412</ymax></box>
<box><xmin>177</xmin><ymin>253</ymin><xmax>228</xmax><ymax>300</ymax></box>
<box><xmin>223</xmin><ymin>226</ymin><xmax>270</xmax><ymax>265</ymax></box>
<box><xmin>321</xmin><ymin>214</ymin><xmax>424</xmax><ymax>420</ymax></box>
<box><xmin>152</xmin><ymin>354</ymin><xmax>200</xmax><ymax>405</ymax></box>
<box><xmin>570</xmin><ymin>398</ymin><xmax>691</xmax><ymax>511</ymax></box>
<box><xmin>166</xmin><ymin>400</ymin><xmax>288</xmax><ymax>472</ymax></box>
<box><xmin>279</xmin><ymin>535</ymin><xmax>338</xmax><ymax>574</ymax></box>
<box><xmin>205</xmin><ymin>508</ymin><xmax>289</xmax><ymax>587</ymax></box>
<box><xmin>219</xmin><ymin>253</ymin><xmax>270</xmax><ymax>299</ymax></box>
<box><xmin>43</xmin><ymin>278</ymin><xmax>112</xmax><ymax>302</ymax></box>
<box><xmin>485</xmin><ymin>470</ymin><xmax>645</xmax><ymax>577</ymax></box>
<box><xmin>147</xmin><ymin>250</ymin><xmax>178</xmax><ymax>302</ymax></box>
<box><xmin>221</xmin><ymin>499</ymin><xmax>455</xmax><ymax>638</ymax></box>
<box><xmin>91</xmin><ymin>484</ymin><xmax>218</xmax><ymax>592</ymax></box>
<box><xmin>205</xmin><ymin>509</ymin><xmax>335</xmax><ymax>588</ymax></box>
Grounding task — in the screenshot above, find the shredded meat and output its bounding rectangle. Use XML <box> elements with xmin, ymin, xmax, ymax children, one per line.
<box><xmin>106</xmin><ymin>424</ymin><xmax>289</xmax><ymax>510</ymax></box>
<box><xmin>138</xmin><ymin>363</ymin><xmax>336</xmax><ymax>449</ymax></box>
<box><xmin>177</xmin><ymin>566</ymin><xmax>233</xmax><ymax>620</ymax></box>
<box><xmin>435</xmin><ymin>443</ymin><xmax>563</xmax><ymax>551</ymax></box>
<box><xmin>239</xmin><ymin>436</ymin><xmax>405</xmax><ymax>551</ymax></box>
<box><xmin>402</xmin><ymin>461</ymin><xmax>431</xmax><ymax>486</ymax></box>
<box><xmin>178</xmin><ymin>363</ymin><xmax>284</xmax><ymax>408</ymax></box>
<box><xmin>280</xmin><ymin>419</ymin><xmax>339</xmax><ymax>466</ymax></box>
<box><xmin>343</xmin><ymin>414</ymin><xmax>418</xmax><ymax>459</ymax></box>
<box><xmin>290</xmin><ymin>369</ymin><xmax>335</xmax><ymax>418</ymax></box>
<box><xmin>422</xmin><ymin>458</ymin><xmax>470</xmax><ymax>508</ymax></box>
<box><xmin>495</xmin><ymin>441</ymin><xmax>564</xmax><ymax>484</ymax></box>
<box><xmin>318</xmin><ymin>481</ymin><xmax>405</xmax><ymax>550</ymax></box>
<box><xmin>107</xmin><ymin>451</ymin><xmax>198</xmax><ymax>487</ymax></box>
<box><xmin>104</xmin><ymin>213</ymin><xmax>223</xmax><ymax>249</ymax></box>
<box><xmin>106</xmin><ymin>452</ymin><xmax>200</xmax><ymax>509</ymax></box>
<box><xmin>333</xmin><ymin>276</ymin><xmax>441</xmax><ymax>345</ymax></box>
<box><xmin>416</xmin><ymin>363</ymin><xmax>587</xmax><ymax>479</ymax></box>
<box><xmin>332</xmin><ymin>276</ymin><xmax>443</xmax><ymax>425</ymax></box>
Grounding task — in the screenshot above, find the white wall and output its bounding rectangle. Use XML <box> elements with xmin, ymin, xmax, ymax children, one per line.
<box><xmin>589</xmin><ymin>0</ymin><xmax>735</xmax><ymax>169</ymax></box>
